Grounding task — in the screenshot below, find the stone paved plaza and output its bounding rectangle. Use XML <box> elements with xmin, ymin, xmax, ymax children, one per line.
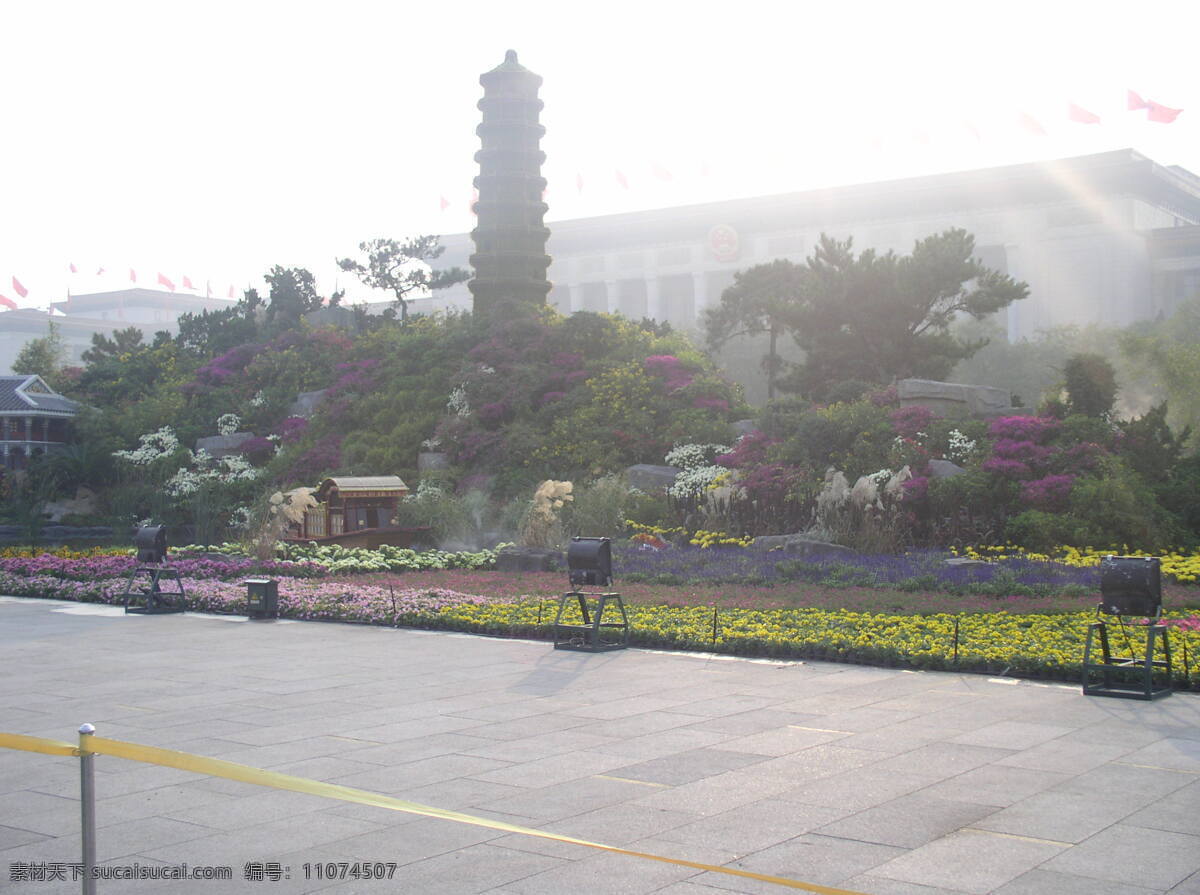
<box><xmin>1</xmin><ymin>595</ymin><xmax>1198</xmax><ymax>895</ymax></box>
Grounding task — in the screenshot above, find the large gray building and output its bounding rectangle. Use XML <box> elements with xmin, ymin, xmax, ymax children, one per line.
<box><xmin>431</xmin><ymin>148</ymin><xmax>1200</xmax><ymax>340</ymax></box>
<box><xmin>1</xmin><ymin>289</ymin><xmax>236</xmax><ymax>373</ymax></box>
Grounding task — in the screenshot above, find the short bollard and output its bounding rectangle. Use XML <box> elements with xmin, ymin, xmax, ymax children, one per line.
<box><xmin>78</xmin><ymin>723</ymin><xmax>96</xmax><ymax>895</ymax></box>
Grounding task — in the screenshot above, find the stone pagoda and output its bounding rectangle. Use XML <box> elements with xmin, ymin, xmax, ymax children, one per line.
<box><xmin>469</xmin><ymin>50</ymin><xmax>552</xmax><ymax>315</ymax></box>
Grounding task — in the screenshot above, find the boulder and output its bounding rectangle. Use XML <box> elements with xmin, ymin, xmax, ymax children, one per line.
<box><xmin>749</xmin><ymin>534</ymin><xmax>857</xmax><ymax>557</ymax></box>
<box><xmin>732</xmin><ymin>419</ymin><xmax>758</xmax><ymax>437</ymax></box>
<box><xmin>944</xmin><ymin>557</ymin><xmax>990</xmax><ymax>567</ymax></box>
<box><xmin>195</xmin><ymin>432</ymin><xmax>256</xmax><ymax>458</ymax></box>
<box><xmin>495</xmin><ymin>546</ymin><xmax>563</xmax><ymax>573</ymax></box>
<box><xmin>417</xmin><ymin>452</ymin><xmax>451</xmax><ymax>473</ymax></box>
<box><xmin>43</xmin><ymin>487</ymin><xmax>99</xmax><ymax>522</ymax></box>
<box><xmin>898</xmin><ymin>378</ymin><xmax>1020</xmax><ymax>419</ymax></box>
<box><xmin>927</xmin><ymin>459</ymin><xmax>966</xmax><ymax>479</ymax></box>
<box><xmin>288</xmin><ymin>389</ymin><xmax>328</xmax><ymax>419</ymax></box>
<box><xmin>625</xmin><ymin>464</ymin><xmax>679</xmax><ymax>493</ymax></box>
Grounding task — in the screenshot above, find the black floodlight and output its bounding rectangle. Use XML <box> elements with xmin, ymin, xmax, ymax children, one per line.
<box><xmin>244</xmin><ymin>578</ymin><xmax>279</xmax><ymax>619</ymax></box>
<box><xmin>567</xmin><ymin>537</ymin><xmax>612</xmax><ymax>589</ymax></box>
<box><xmin>1099</xmin><ymin>555</ymin><xmax>1162</xmax><ymax>618</ymax></box>
<box><xmin>134</xmin><ymin>525</ymin><xmax>168</xmax><ymax>564</ymax></box>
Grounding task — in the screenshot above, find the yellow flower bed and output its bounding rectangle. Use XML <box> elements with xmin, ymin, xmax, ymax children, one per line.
<box><xmin>0</xmin><ymin>546</ymin><xmax>123</xmax><ymax>559</ymax></box>
<box><xmin>953</xmin><ymin>545</ymin><xmax>1200</xmax><ymax>585</ymax></box>
<box><xmin>424</xmin><ymin>599</ymin><xmax>1200</xmax><ymax>689</ymax></box>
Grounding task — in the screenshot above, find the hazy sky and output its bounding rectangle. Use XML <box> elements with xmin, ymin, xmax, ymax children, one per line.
<box><xmin>1</xmin><ymin>0</ymin><xmax>1197</xmax><ymax>311</ymax></box>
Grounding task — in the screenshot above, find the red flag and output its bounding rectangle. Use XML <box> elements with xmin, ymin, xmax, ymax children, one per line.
<box><xmin>1128</xmin><ymin>89</ymin><xmax>1149</xmax><ymax>111</ymax></box>
<box><xmin>1147</xmin><ymin>101</ymin><xmax>1183</xmax><ymax>124</ymax></box>
<box><xmin>11</xmin><ymin>276</ymin><xmax>28</xmax><ymax>298</ymax></box>
<box><xmin>575</xmin><ymin>172</ymin><xmax>584</xmax><ymax>193</ymax></box>
<box><xmin>96</xmin><ymin>266</ymin><xmax>105</xmax><ymax>276</ymax></box>
<box><xmin>651</xmin><ymin>162</ymin><xmax>673</xmax><ymax>182</ymax></box>
<box><xmin>157</xmin><ymin>273</ymin><xmax>175</xmax><ymax>292</ymax></box>
<box><xmin>1017</xmin><ymin>112</ymin><xmax>1047</xmax><ymax>136</ymax></box>
<box><xmin>1068</xmin><ymin>103</ymin><xmax>1101</xmax><ymax>124</ymax></box>
<box><xmin>130</xmin><ymin>269</ymin><xmax>137</xmax><ymax>283</ymax></box>
<box><xmin>0</xmin><ymin>294</ymin><xmax>16</xmax><ymax>310</ymax></box>
<box><xmin>68</xmin><ymin>262</ymin><xmax>78</xmax><ymax>274</ymax></box>
<box><xmin>183</xmin><ymin>275</ymin><xmax>194</xmax><ymax>290</ymax></box>
<box><xmin>615</xmin><ymin>169</ymin><xmax>629</xmax><ymax>190</ymax></box>
<box><xmin>439</xmin><ymin>195</ymin><xmax>449</xmax><ymax>211</ymax></box>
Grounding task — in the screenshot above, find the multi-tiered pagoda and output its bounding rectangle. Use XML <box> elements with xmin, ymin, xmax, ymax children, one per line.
<box><xmin>469</xmin><ymin>51</ymin><xmax>551</xmax><ymax>315</ymax></box>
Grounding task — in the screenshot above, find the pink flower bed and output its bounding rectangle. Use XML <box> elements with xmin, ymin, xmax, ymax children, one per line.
<box><xmin>0</xmin><ymin>572</ymin><xmax>515</xmax><ymax>625</ymax></box>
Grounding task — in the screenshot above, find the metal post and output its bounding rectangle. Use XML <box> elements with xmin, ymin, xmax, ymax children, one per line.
<box><xmin>78</xmin><ymin>723</ymin><xmax>97</xmax><ymax>895</ymax></box>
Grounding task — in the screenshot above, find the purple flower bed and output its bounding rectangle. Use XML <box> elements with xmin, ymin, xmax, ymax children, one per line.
<box><xmin>0</xmin><ymin>554</ymin><xmax>327</xmax><ymax>582</ymax></box>
<box><xmin>615</xmin><ymin>544</ymin><xmax>1098</xmax><ymax>596</ymax></box>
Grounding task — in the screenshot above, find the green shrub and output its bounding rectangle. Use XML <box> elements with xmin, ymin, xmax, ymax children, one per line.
<box><xmin>1063</xmin><ymin>352</ymin><xmax>1118</xmax><ymax>417</ymax></box>
<box><xmin>564</xmin><ymin>475</ymin><xmax>630</xmax><ymax>539</ymax></box>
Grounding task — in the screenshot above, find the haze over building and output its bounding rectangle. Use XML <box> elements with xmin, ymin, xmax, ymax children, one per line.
<box><xmin>435</xmin><ymin>148</ymin><xmax>1200</xmax><ymax>340</ymax></box>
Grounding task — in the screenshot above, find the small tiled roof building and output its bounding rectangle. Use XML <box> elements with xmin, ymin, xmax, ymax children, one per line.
<box><xmin>0</xmin><ymin>375</ymin><xmax>80</xmax><ymax>471</ymax></box>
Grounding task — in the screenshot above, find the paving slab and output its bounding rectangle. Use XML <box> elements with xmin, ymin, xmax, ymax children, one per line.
<box><xmin>1</xmin><ymin>595</ymin><xmax>1199</xmax><ymax>895</ymax></box>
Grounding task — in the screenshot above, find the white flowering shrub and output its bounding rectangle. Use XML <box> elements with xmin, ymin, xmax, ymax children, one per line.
<box><xmin>216</xmin><ymin>413</ymin><xmax>241</xmax><ymax>436</ymax></box>
<box><xmin>164</xmin><ymin>451</ymin><xmax>262</xmax><ymax>498</ymax></box>
<box><xmin>665</xmin><ymin>443</ymin><xmax>730</xmax><ymax>500</ymax></box>
<box><xmin>946</xmin><ymin>429</ymin><xmax>978</xmax><ymax>464</ymax></box>
<box><xmin>447</xmin><ymin>385</ymin><xmax>470</xmax><ymax>417</ymax></box>
<box><xmin>665</xmin><ymin>443</ymin><xmax>730</xmax><ymax>471</ymax></box>
<box><xmin>113</xmin><ymin>427</ymin><xmax>182</xmax><ymax>466</ymax></box>
<box><xmin>669</xmin><ymin>466</ymin><xmax>728</xmax><ymax>500</ymax></box>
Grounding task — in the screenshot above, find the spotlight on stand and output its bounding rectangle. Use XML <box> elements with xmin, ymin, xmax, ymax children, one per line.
<box><xmin>1083</xmin><ymin>555</ymin><xmax>1171</xmax><ymax>700</ymax></box>
<box><xmin>134</xmin><ymin>524</ymin><xmax>168</xmax><ymax>564</ymax></box>
<box><xmin>122</xmin><ymin>524</ymin><xmax>186</xmax><ymax>615</ymax></box>
<box><xmin>567</xmin><ymin>536</ymin><xmax>613</xmax><ymax>588</ymax></box>
<box><xmin>554</xmin><ymin>537</ymin><xmax>628</xmax><ymax>652</ymax></box>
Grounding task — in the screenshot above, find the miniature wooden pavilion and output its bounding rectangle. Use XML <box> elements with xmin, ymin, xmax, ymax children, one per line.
<box><xmin>287</xmin><ymin>476</ymin><xmax>421</xmax><ymax>548</ymax></box>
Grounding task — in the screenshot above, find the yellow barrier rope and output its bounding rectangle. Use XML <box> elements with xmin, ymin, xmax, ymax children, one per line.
<box><xmin>3</xmin><ymin>732</ymin><xmax>868</xmax><ymax>895</ymax></box>
<box><xmin>0</xmin><ymin>732</ymin><xmax>78</xmax><ymax>757</ymax></box>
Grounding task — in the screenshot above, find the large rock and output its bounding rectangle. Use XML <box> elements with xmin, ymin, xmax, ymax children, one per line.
<box><xmin>43</xmin><ymin>487</ymin><xmax>99</xmax><ymax>522</ymax></box>
<box><xmin>495</xmin><ymin>546</ymin><xmax>563</xmax><ymax>573</ymax></box>
<box><xmin>195</xmin><ymin>432</ymin><xmax>256</xmax><ymax>458</ymax></box>
<box><xmin>625</xmin><ymin>464</ymin><xmax>679</xmax><ymax>493</ymax></box>
<box><xmin>749</xmin><ymin>534</ymin><xmax>857</xmax><ymax>557</ymax></box>
<box><xmin>418</xmin><ymin>452</ymin><xmax>451</xmax><ymax>473</ymax></box>
<box><xmin>289</xmin><ymin>389</ymin><xmax>328</xmax><ymax>418</ymax></box>
<box><xmin>927</xmin><ymin>459</ymin><xmax>966</xmax><ymax>479</ymax></box>
<box><xmin>898</xmin><ymin>378</ymin><xmax>1021</xmax><ymax>419</ymax></box>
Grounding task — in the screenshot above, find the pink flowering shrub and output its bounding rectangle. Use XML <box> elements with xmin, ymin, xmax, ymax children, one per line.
<box><xmin>902</xmin><ymin>475</ymin><xmax>930</xmax><ymax>501</ymax></box>
<box><xmin>890</xmin><ymin>405</ymin><xmax>939</xmax><ymax>438</ymax></box>
<box><xmin>988</xmin><ymin>415</ymin><xmax>1059</xmax><ymax>443</ymax></box>
<box><xmin>1020</xmin><ymin>474</ymin><xmax>1075</xmax><ymax>510</ymax></box>
<box><xmin>277</xmin><ymin>416</ymin><xmax>309</xmax><ymax>444</ymax></box>
<box><xmin>644</xmin><ymin>355</ymin><xmax>695</xmax><ymax>391</ymax></box>
<box><xmin>981</xmin><ymin>457</ymin><xmax>1033</xmax><ymax>479</ymax></box>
